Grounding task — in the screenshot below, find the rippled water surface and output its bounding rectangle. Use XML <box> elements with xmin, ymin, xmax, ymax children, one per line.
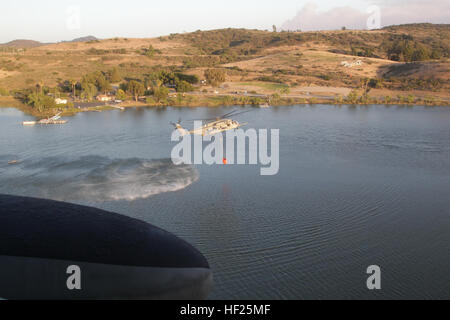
<box><xmin>0</xmin><ymin>105</ymin><xmax>449</xmax><ymax>299</ymax></box>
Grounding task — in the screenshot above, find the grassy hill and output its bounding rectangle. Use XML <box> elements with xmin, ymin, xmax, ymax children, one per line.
<box><xmin>0</xmin><ymin>23</ymin><xmax>448</xmax><ymax>110</ymax></box>
<box><xmin>0</xmin><ymin>39</ymin><xmax>45</xmax><ymax>49</ymax></box>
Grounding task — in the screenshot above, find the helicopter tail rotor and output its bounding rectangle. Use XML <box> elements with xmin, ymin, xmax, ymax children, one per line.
<box><xmin>169</xmin><ymin>119</ymin><xmax>189</xmax><ymax>136</ymax></box>
<box><xmin>170</xmin><ymin>118</ymin><xmax>183</xmax><ymax>128</ymax></box>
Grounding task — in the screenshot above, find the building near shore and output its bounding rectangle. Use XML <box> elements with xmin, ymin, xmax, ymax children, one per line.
<box><xmin>96</xmin><ymin>94</ymin><xmax>114</xmax><ymax>102</ymax></box>
<box><xmin>55</xmin><ymin>98</ymin><xmax>68</xmax><ymax>105</ymax></box>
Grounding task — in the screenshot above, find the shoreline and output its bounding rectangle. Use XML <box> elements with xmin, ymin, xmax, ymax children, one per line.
<box><xmin>1</xmin><ymin>95</ymin><xmax>449</xmax><ymax>118</ymax></box>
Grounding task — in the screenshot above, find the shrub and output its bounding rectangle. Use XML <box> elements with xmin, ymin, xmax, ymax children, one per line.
<box><xmin>407</xmin><ymin>95</ymin><xmax>415</xmax><ymax>104</ymax></box>
<box><xmin>0</xmin><ymin>87</ymin><xmax>9</xmax><ymax>96</ymax></box>
<box><xmin>143</xmin><ymin>45</ymin><xmax>161</xmax><ymax>57</ymax></box>
<box><xmin>152</xmin><ymin>86</ymin><xmax>169</xmax><ymax>102</ymax></box>
<box><xmin>384</xmin><ymin>95</ymin><xmax>391</xmax><ymax>104</ymax></box>
<box><xmin>334</xmin><ymin>95</ymin><xmax>344</xmax><ymax>104</ymax></box>
<box><xmin>145</xmin><ymin>97</ymin><xmax>156</xmax><ymax>105</ymax></box>
<box><xmin>270</xmin><ymin>93</ymin><xmax>281</xmax><ymax>103</ymax></box>
<box><xmin>176</xmin><ymin>80</ymin><xmax>194</xmax><ymax>93</ymax></box>
<box><xmin>345</xmin><ymin>90</ymin><xmax>359</xmax><ymax>104</ymax></box>
<box><xmin>116</xmin><ymin>89</ymin><xmax>127</xmax><ymax>101</ymax></box>
<box><xmin>279</xmin><ymin>87</ymin><xmax>290</xmax><ymax>95</ymax></box>
<box><xmin>257</xmin><ymin>76</ymin><xmax>284</xmax><ymax>83</ymax></box>
<box><xmin>204</xmin><ymin>69</ymin><xmax>226</xmax><ymax>87</ymax></box>
<box><xmin>175</xmin><ymin>73</ymin><xmax>199</xmax><ymax>84</ymax></box>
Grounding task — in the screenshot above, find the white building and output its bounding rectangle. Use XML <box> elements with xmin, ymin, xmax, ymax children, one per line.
<box><xmin>55</xmin><ymin>98</ymin><xmax>68</xmax><ymax>105</ymax></box>
<box><xmin>96</xmin><ymin>95</ymin><xmax>113</xmax><ymax>102</ymax></box>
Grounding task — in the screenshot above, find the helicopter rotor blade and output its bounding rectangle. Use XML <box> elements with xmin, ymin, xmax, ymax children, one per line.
<box><xmin>220</xmin><ymin>109</ymin><xmax>243</xmax><ymax>118</ymax></box>
<box><xmin>183</xmin><ymin>117</ymin><xmax>217</xmax><ymax>123</ymax></box>
<box><xmin>185</xmin><ymin>110</ymin><xmax>240</xmax><ymax>122</ymax></box>
<box><xmin>179</xmin><ymin>109</ymin><xmax>253</xmax><ymax>123</ymax></box>
<box><xmin>221</xmin><ymin>109</ymin><xmax>254</xmax><ymax>119</ymax></box>
<box><xmin>225</xmin><ymin>110</ymin><xmax>252</xmax><ymax>118</ymax></box>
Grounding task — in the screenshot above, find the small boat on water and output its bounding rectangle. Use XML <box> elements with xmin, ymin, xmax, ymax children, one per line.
<box><xmin>22</xmin><ymin>121</ymin><xmax>37</xmax><ymax>126</ymax></box>
<box><xmin>259</xmin><ymin>103</ymin><xmax>270</xmax><ymax>108</ymax></box>
<box><xmin>7</xmin><ymin>160</ymin><xmax>20</xmax><ymax>165</ymax></box>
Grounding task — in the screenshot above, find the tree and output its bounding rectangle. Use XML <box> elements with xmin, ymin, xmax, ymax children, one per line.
<box><xmin>80</xmin><ymin>71</ymin><xmax>111</xmax><ymax>94</ymax></box>
<box><xmin>152</xmin><ymin>86</ymin><xmax>169</xmax><ymax>102</ymax></box>
<box><xmin>26</xmin><ymin>92</ymin><xmax>56</xmax><ymax>112</ymax></box>
<box><xmin>69</xmin><ymin>79</ymin><xmax>77</xmax><ymax>98</ymax></box>
<box><xmin>96</xmin><ymin>74</ymin><xmax>111</xmax><ymax>94</ymax></box>
<box><xmin>272</xmin><ymin>25</ymin><xmax>277</xmax><ymax>33</ymax></box>
<box><xmin>176</xmin><ymin>80</ymin><xmax>193</xmax><ymax>93</ymax></box>
<box><xmin>361</xmin><ymin>78</ymin><xmax>370</xmax><ymax>95</ymax></box>
<box><xmin>176</xmin><ymin>93</ymin><xmax>184</xmax><ymax>104</ymax></box>
<box><xmin>412</xmin><ymin>45</ymin><xmax>430</xmax><ymax>61</ymax></box>
<box><xmin>36</xmin><ymin>81</ymin><xmax>44</xmax><ymax>94</ymax></box>
<box><xmin>109</xmin><ymin>68</ymin><xmax>122</xmax><ymax>83</ymax></box>
<box><xmin>127</xmin><ymin>80</ymin><xmax>145</xmax><ymax>102</ymax></box>
<box><xmin>204</xmin><ymin>69</ymin><xmax>226</xmax><ymax>87</ymax></box>
<box><xmin>115</xmin><ymin>89</ymin><xmax>127</xmax><ymax>101</ymax></box>
<box><xmin>81</xmin><ymin>83</ymin><xmax>97</xmax><ymax>101</ymax></box>
<box><xmin>175</xmin><ymin>73</ymin><xmax>199</xmax><ymax>84</ymax></box>
<box><xmin>402</xmin><ymin>42</ymin><xmax>414</xmax><ymax>62</ymax></box>
<box><xmin>51</xmin><ymin>86</ymin><xmax>61</xmax><ymax>98</ymax></box>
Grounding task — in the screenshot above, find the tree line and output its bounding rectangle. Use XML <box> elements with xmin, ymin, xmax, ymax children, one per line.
<box><xmin>17</xmin><ymin>67</ymin><xmax>228</xmax><ymax>110</ymax></box>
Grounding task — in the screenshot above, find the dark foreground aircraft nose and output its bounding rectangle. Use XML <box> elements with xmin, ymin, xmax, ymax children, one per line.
<box><xmin>0</xmin><ymin>194</ymin><xmax>212</xmax><ymax>300</ymax></box>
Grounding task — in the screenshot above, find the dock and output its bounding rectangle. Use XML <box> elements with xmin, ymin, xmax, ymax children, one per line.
<box><xmin>22</xmin><ymin>120</ymin><xmax>68</xmax><ymax>126</ymax></box>
<box><xmin>22</xmin><ymin>112</ymin><xmax>67</xmax><ymax>126</ymax></box>
<box><xmin>38</xmin><ymin>120</ymin><xmax>68</xmax><ymax>125</ymax></box>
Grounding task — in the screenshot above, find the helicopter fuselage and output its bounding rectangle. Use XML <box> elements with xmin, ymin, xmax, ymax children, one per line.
<box><xmin>177</xmin><ymin>119</ymin><xmax>245</xmax><ymax>136</ymax></box>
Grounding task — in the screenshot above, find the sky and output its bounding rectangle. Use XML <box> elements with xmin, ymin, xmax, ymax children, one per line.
<box><xmin>0</xmin><ymin>0</ymin><xmax>448</xmax><ymax>43</ymax></box>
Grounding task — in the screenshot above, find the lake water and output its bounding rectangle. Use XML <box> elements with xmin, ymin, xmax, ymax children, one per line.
<box><xmin>0</xmin><ymin>104</ymin><xmax>449</xmax><ymax>299</ymax></box>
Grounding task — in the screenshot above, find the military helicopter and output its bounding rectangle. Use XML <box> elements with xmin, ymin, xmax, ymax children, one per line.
<box><xmin>171</xmin><ymin>109</ymin><xmax>251</xmax><ymax>136</ymax></box>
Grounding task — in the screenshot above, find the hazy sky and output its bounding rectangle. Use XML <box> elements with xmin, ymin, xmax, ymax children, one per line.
<box><xmin>0</xmin><ymin>0</ymin><xmax>448</xmax><ymax>43</ymax></box>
